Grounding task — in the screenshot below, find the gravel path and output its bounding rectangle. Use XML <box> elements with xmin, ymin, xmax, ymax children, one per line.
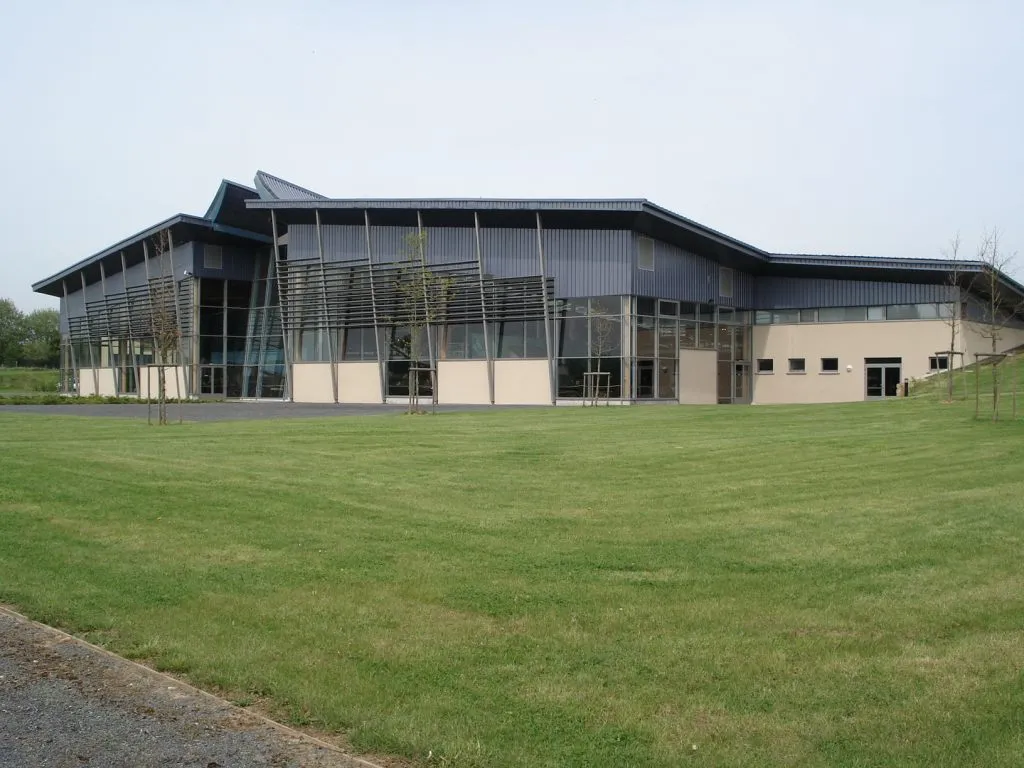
<box><xmin>0</xmin><ymin>608</ymin><xmax>387</xmax><ymax>768</ymax></box>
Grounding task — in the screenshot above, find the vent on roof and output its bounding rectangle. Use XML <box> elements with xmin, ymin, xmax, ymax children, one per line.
<box><xmin>638</xmin><ymin>237</ymin><xmax>655</xmax><ymax>271</ymax></box>
<box><xmin>204</xmin><ymin>245</ymin><xmax>223</xmax><ymax>270</ymax></box>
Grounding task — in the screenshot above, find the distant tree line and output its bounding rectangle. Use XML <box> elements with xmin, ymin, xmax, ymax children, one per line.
<box><xmin>0</xmin><ymin>298</ymin><xmax>60</xmax><ymax>368</ymax></box>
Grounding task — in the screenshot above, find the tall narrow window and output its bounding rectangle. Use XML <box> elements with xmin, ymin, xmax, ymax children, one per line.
<box><xmin>638</xmin><ymin>237</ymin><xmax>655</xmax><ymax>271</ymax></box>
<box><xmin>719</xmin><ymin>267</ymin><xmax>734</xmax><ymax>299</ymax></box>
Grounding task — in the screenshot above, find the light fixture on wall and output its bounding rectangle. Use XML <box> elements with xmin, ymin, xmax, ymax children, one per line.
<box><xmin>846</xmin><ymin>365</ymin><xmax>853</xmax><ymax>372</ymax></box>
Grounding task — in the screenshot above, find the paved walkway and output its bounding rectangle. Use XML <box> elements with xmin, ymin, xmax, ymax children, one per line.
<box><xmin>0</xmin><ymin>608</ymin><xmax>388</xmax><ymax>768</ymax></box>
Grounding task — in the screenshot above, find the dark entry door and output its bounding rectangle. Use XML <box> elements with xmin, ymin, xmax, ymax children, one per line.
<box><xmin>637</xmin><ymin>360</ymin><xmax>655</xmax><ymax>398</ymax></box>
<box><xmin>865</xmin><ymin>357</ymin><xmax>902</xmax><ymax>399</ymax></box>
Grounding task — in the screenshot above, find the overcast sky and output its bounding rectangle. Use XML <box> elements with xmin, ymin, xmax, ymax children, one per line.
<box><xmin>2</xmin><ymin>0</ymin><xmax>1021</xmax><ymax>309</ymax></box>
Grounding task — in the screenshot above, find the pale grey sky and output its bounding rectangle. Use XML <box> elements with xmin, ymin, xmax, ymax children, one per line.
<box><xmin>2</xmin><ymin>0</ymin><xmax>1021</xmax><ymax>309</ymax></box>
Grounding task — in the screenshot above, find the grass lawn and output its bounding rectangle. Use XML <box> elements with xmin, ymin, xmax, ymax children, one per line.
<box><xmin>1</xmin><ymin>401</ymin><xmax>1023</xmax><ymax>766</ymax></box>
<box><xmin>0</xmin><ymin>366</ymin><xmax>59</xmax><ymax>396</ymax></box>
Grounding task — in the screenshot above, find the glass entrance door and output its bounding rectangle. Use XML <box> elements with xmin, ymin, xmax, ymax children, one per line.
<box><xmin>865</xmin><ymin>358</ymin><xmax>902</xmax><ymax>399</ymax></box>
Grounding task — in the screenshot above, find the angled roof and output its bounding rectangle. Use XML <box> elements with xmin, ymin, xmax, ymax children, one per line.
<box><xmin>32</xmin><ymin>181</ymin><xmax>272</xmax><ymax>297</ymax></box>
<box><xmin>254</xmin><ymin>170</ymin><xmax>327</xmax><ymax>201</ymax></box>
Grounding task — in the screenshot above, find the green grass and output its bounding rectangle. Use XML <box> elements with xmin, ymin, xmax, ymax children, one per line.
<box><xmin>0</xmin><ymin>366</ymin><xmax>59</xmax><ymax>395</ymax></box>
<box><xmin>1</xmin><ymin>402</ymin><xmax>1023</xmax><ymax>767</ymax></box>
<box><xmin>910</xmin><ymin>351</ymin><xmax>1024</xmax><ymax>419</ymax></box>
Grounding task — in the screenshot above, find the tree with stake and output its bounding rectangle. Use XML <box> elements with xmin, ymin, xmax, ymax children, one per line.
<box><xmin>940</xmin><ymin>234</ymin><xmax>971</xmax><ymax>402</ymax></box>
<box><xmin>148</xmin><ymin>231</ymin><xmax>180</xmax><ymax>426</ymax></box>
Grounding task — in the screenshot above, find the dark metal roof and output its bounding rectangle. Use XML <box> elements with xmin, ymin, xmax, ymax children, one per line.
<box><xmin>32</xmin><ymin>213</ymin><xmax>271</xmax><ymax>297</ymax></box>
<box><xmin>253</xmin><ymin>170</ymin><xmax>327</xmax><ymax>201</ymax></box>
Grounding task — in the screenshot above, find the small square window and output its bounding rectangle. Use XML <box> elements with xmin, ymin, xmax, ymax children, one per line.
<box><xmin>821</xmin><ymin>357</ymin><xmax>839</xmax><ymax>373</ymax></box>
<box><xmin>204</xmin><ymin>245</ymin><xmax>223</xmax><ymax>270</ymax></box>
<box><xmin>638</xmin><ymin>237</ymin><xmax>655</xmax><ymax>271</ymax></box>
<box><xmin>719</xmin><ymin>267</ymin><xmax>734</xmax><ymax>298</ymax></box>
<box><xmin>756</xmin><ymin>358</ymin><xmax>774</xmax><ymax>374</ymax></box>
<box><xmin>929</xmin><ymin>355</ymin><xmax>949</xmax><ymax>371</ymax></box>
<box><xmin>788</xmin><ymin>358</ymin><xmax>806</xmax><ymax>373</ymax></box>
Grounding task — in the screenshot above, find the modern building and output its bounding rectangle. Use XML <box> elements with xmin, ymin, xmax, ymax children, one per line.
<box><xmin>33</xmin><ymin>171</ymin><xmax>1024</xmax><ymax>406</ymax></box>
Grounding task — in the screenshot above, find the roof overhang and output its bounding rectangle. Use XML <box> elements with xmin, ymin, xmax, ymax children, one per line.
<box><xmin>32</xmin><ymin>215</ymin><xmax>271</xmax><ymax>297</ymax></box>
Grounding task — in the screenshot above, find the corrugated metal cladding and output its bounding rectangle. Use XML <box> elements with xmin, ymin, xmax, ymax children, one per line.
<box><xmin>287</xmin><ymin>224</ymin><xmax>633</xmax><ymax>298</ymax></box>
<box><xmin>61</xmin><ymin>242</ymin><xmax>195</xmax><ymax>320</ymax></box>
<box><xmin>631</xmin><ymin>233</ymin><xmax>756</xmax><ymax>307</ymax></box>
<box><xmin>191</xmin><ymin>243</ymin><xmax>264</xmax><ymax>281</ymax></box>
<box><xmin>755</xmin><ymin>277</ymin><xmax>956</xmax><ymax>309</ymax></box>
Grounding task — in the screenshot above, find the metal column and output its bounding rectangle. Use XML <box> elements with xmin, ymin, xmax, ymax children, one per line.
<box><xmin>98</xmin><ymin>260</ymin><xmax>119</xmax><ymax>395</ymax></box>
<box><xmin>120</xmin><ymin>251</ymin><xmax>141</xmax><ymax>397</ymax></box>
<box><xmin>80</xmin><ymin>271</ymin><xmax>100</xmax><ymax>396</ymax></box>
<box><xmin>271</xmin><ymin>210</ymin><xmax>293</xmax><ymax>401</ymax></box>
<box><xmin>416</xmin><ymin>211</ymin><xmax>437</xmax><ymax>404</ymax></box>
<box><xmin>535</xmin><ymin>212</ymin><xmax>556</xmax><ymax>404</ymax></box>
<box><xmin>61</xmin><ymin>279</ymin><xmax>79</xmax><ymax>396</ymax></box>
<box><xmin>315</xmin><ymin>209</ymin><xmax>339</xmax><ymax>403</ymax></box>
<box><xmin>474</xmin><ymin>212</ymin><xmax>494</xmax><ymax>404</ymax></box>
<box><xmin>363</xmin><ymin>211</ymin><xmax>386</xmax><ymax>403</ymax></box>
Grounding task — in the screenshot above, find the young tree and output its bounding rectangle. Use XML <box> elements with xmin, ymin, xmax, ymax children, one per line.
<box><xmin>940</xmin><ymin>234</ymin><xmax>971</xmax><ymax>402</ymax></box>
<box><xmin>587</xmin><ymin>298</ymin><xmax>620</xmax><ymax>405</ymax></box>
<box><xmin>148</xmin><ymin>231</ymin><xmax>180</xmax><ymax>425</ymax></box>
<box><xmin>973</xmin><ymin>228</ymin><xmax>1024</xmax><ymax>420</ymax></box>
<box><xmin>390</xmin><ymin>232</ymin><xmax>453</xmax><ymax>414</ymax></box>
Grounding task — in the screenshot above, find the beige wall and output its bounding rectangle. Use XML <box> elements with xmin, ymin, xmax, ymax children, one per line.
<box><xmin>292</xmin><ymin>363</ymin><xmax>336</xmax><ymax>403</ymax></box>
<box><xmin>678</xmin><ymin>349</ymin><xmax>718</xmax><ymax>404</ymax></box>
<box><xmin>494</xmin><ymin>359</ymin><xmax>551</xmax><ymax>405</ymax></box>
<box><xmin>337</xmin><ymin>362</ymin><xmax>382</xmax><ymax>403</ymax></box>
<box><xmin>139</xmin><ymin>366</ymin><xmax>186</xmax><ymax>400</ymax></box>
<box><xmin>77</xmin><ymin>369</ymin><xmax>97</xmax><ymax>397</ymax></box>
<box><xmin>437</xmin><ymin>360</ymin><xmax>491</xmax><ymax>404</ymax></box>
<box><xmin>962</xmin><ymin>322</ymin><xmax>1024</xmax><ymax>362</ymax></box>
<box><xmin>751</xmin><ymin>320</ymin><xmax>953</xmax><ymax>404</ymax></box>
<box><xmin>96</xmin><ymin>368</ymin><xmax>117</xmax><ymax>397</ymax></box>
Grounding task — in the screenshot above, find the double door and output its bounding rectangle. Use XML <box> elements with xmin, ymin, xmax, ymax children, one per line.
<box><xmin>866</xmin><ymin>358</ymin><xmax>902</xmax><ymax>398</ymax></box>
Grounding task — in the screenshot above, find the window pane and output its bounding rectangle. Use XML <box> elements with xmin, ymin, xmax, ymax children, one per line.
<box><xmin>734</xmin><ymin>326</ymin><xmax>749</xmax><ymax>361</ymax></box>
<box><xmin>199</xmin><ymin>336</ymin><xmax>223</xmax><ymax>364</ymax></box>
<box><xmin>589</xmin><ymin>296</ymin><xmax>622</xmax><ymax>316</ymax></box>
<box><xmin>199</xmin><ymin>308</ymin><xmax>224</xmax><ymax>335</ymax></box>
<box><xmin>466</xmin><ymin>324</ymin><xmax>487</xmax><ymax>359</ymax></box>
<box><xmin>226</xmin><ymin>308</ymin><xmax>249</xmax><ymax>337</ymax></box>
<box><xmin>636</xmin><ymin>297</ymin><xmax>657</xmax><ymax>315</ymax></box>
<box><xmin>718</xmin><ymin>307</ymin><xmax>734</xmax><ymax>323</ymax></box>
<box><xmin>697</xmin><ymin>322</ymin><xmax>715</xmax><ymax>349</ymax></box>
<box><xmin>658</xmin><ymin>300</ymin><xmax>678</xmax><ymax>316</ymax></box>
<box><xmin>754</xmin><ymin>310</ymin><xmax>772</xmax><ymax>325</ymax></box>
<box><xmin>679</xmin><ymin>321</ymin><xmax>697</xmax><ymax>349</ymax></box>
<box><xmin>757</xmin><ymin>358</ymin><xmax>773</xmax><ymax>373</ymax></box>
<box><xmin>773</xmin><ymin>309</ymin><xmax>800</xmax><ymax>324</ymax></box>
<box><xmin>678</xmin><ymin>302</ymin><xmax>697</xmax><ymax>320</ymax></box>
<box><xmin>557</xmin><ymin>358</ymin><xmax>588</xmax><ymax>397</ymax></box>
<box><xmin>445</xmin><ymin>324</ymin><xmax>467</xmax><ymax>359</ymax></box>
<box><xmin>638</xmin><ymin>238</ymin><xmax>655</xmax><ymax>271</ymax></box>
<box><xmin>200</xmin><ymin>278</ymin><xmax>224</xmax><ymax>306</ymax></box>
<box><xmin>389</xmin><ymin>327</ymin><xmax>411</xmax><ymax>359</ymax></box>
<box><xmin>887</xmin><ymin>304</ymin><xmax>918</xmax><ymax>320</ymax></box>
<box><xmin>788</xmin><ymin>358</ymin><xmax>806</xmax><ymax>373</ymax></box>
<box><xmin>799</xmin><ymin>308</ymin><xmax>817</xmax><ymax>323</ymax></box>
<box><xmin>497</xmin><ymin>321</ymin><xmax>525</xmax><ymax>358</ymax></box>
<box><xmin>867</xmin><ymin>306</ymin><xmax>885</xmax><ymax>321</ymax></box>
<box><xmin>226</xmin><ymin>281</ymin><xmax>252</xmax><ymax>308</ymax></box>
<box><xmin>636</xmin><ymin>316</ymin><xmax>656</xmax><ymax>356</ymax></box>
<box><xmin>916</xmin><ymin>303</ymin><xmax>940</xmax><ymax>320</ymax></box>
<box><xmin>821</xmin><ymin>357</ymin><xmax>839</xmax><ymax>372</ymax></box>
<box><xmin>717</xmin><ymin>325</ymin><xmax>734</xmax><ymax>361</ymax></box>
<box><xmin>937</xmin><ymin>303</ymin><xmax>954</xmax><ymax>319</ymax></box>
<box><xmin>590</xmin><ymin>316</ymin><xmax>621</xmax><ymax>356</ymax></box>
<box><xmin>558</xmin><ymin>316</ymin><xmax>589</xmax><ymax>357</ymax></box>
<box><xmin>697</xmin><ymin>304</ymin><xmax>715</xmax><ymax>322</ymax></box>
<box><xmin>525</xmin><ymin>320</ymin><xmax>547</xmax><ymax>358</ymax></box>
<box><xmin>659</xmin><ymin>320</ymin><xmax>677</xmax><ymax>358</ymax></box>
<box><xmin>589</xmin><ymin>358</ymin><xmax>622</xmax><ymax>399</ymax></box>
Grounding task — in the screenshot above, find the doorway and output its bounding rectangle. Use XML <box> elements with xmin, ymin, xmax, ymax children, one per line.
<box><xmin>636</xmin><ymin>360</ymin><xmax>655</xmax><ymax>398</ymax></box>
<box><xmin>865</xmin><ymin>357</ymin><xmax>902</xmax><ymax>398</ymax></box>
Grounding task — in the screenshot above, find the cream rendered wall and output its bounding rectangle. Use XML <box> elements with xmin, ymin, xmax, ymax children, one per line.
<box><xmin>678</xmin><ymin>349</ymin><xmax>718</xmax><ymax>404</ymax></box>
<box><xmin>437</xmin><ymin>360</ymin><xmax>491</xmax><ymax>404</ymax></box>
<box><xmin>78</xmin><ymin>369</ymin><xmax>97</xmax><ymax>396</ymax></box>
<box><xmin>962</xmin><ymin>322</ymin><xmax>1024</xmax><ymax>362</ymax></box>
<box><xmin>337</xmin><ymin>362</ymin><xmax>382</xmax><ymax>403</ymax></box>
<box><xmin>751</xmin><ymin>320</ymin><xmax>951</xmax><ymax>404</ymax></box>
<box><xmin>494</xmin><ymin>359</ymin><xmax>551</xmax><ymax>405</ymax></box>
<box><xmin>139</xmin><ymin>366</ymin><xmax>186</xmax><ymax>399</ymax></box>
<box><xmin>96</xmin><ymin>368</ymin><xmax>117</xmax><ymax>396</ymax></box>
<box><xmin>291</xmin><ymin>363</ymin><xmax>335</xmax><ymax>403</ymax></box>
